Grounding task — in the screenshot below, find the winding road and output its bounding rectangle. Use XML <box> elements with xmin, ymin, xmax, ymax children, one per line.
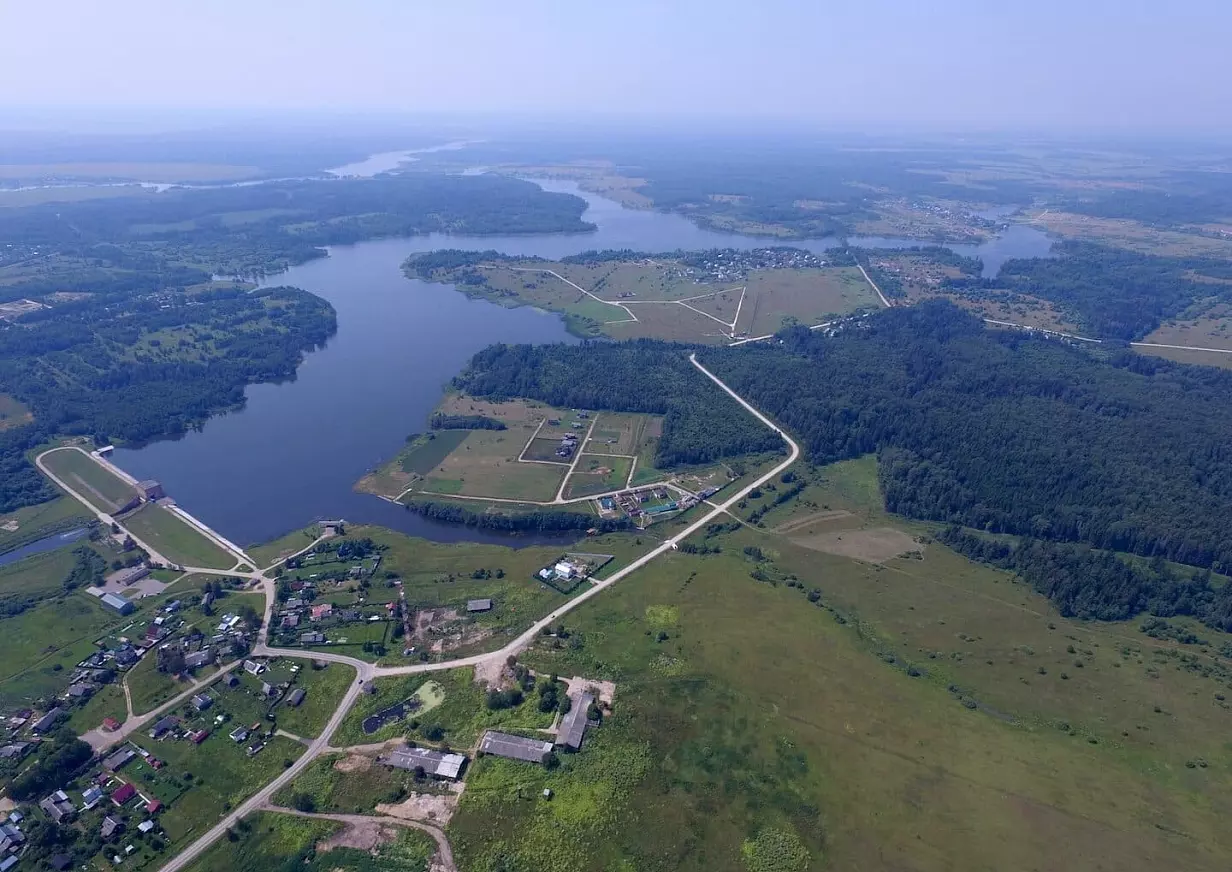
<box><xmin>42</xmin><ymin>354</ymin><xmax>797</xmax><ymax>872</ymax></box>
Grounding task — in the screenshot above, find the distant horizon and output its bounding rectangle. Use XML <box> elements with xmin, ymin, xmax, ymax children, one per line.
<box><xmin>1</xmin><ymin>107</ymin><xmax>1230</xmax><ymax>148</ymax></box>
<box><xmin>1</xmin><ymin>0</ymin><xmax>1227</xmax><ymax>138</ymax></box>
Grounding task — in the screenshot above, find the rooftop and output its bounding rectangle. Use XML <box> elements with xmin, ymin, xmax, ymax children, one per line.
<box><xmin>556</xmin><ymin>693</ymin><xmax>595</xmax><ymax>750</ymax></box>
<box><xmin>385</xmin><ymin>746</ymin><xmax>467</xmax><ymax>780</ymax></box>
<box><xmin>479</xmin><ymin>731</ymin><xmax>554</xmax><ymax>764</ymax></box>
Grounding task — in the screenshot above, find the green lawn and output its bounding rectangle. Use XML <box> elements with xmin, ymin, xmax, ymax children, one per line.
<box><xmin>147</xmin><ymin>735</ymin><xmax>306</xmax><ymax>848</ymax></box>
<box><xmin>271</xmin><ymin>660</ymin><xmax>356</xmax><ymax>738</ymax></box>
<box><xmin>41</xmin><ymin>447</ymin><xmax>137</xmax><ymax>511</ymax></box>
<box><xmin>124</xmin><ymin>503</ymin><xmax>237</xmax><ymax>569</ymax></box>
<box><xmin>65</xmin><ymin>682</ymin><xmax>128</xmax><ymax>732</ymax></box>
<box><xmin>248</xmin><ymin>526</ymin><xmax>319</xmax><ymax>569</ymax></box>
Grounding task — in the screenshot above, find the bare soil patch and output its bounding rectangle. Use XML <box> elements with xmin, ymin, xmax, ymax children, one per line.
<box><xmin>317</xmin><ymin>818</ymin><xmax>401</xmax><ymax>852</ymax></box>
<box><xmin>334</xmin><ymin>753</ymin><xmax>373</xmax><ymax>773</ymax></box>
<box><xmin>794</xmin><ymin>526</ymin><xmax>921</xmax><ymax>563</ymax></box>
<box><xmin>775</xmin><ymin>508</ymin><xmax>854</xmax><ymax>534</ymax></box>
<box><xmin>560</xmin><ymin>676</ymin><xmax>617</xmax><ymax>707</ymax></box>
<box><xmin>376</xmin><ymin>789</ymin><xmax>460</xmax><ymax>826</ymax></box>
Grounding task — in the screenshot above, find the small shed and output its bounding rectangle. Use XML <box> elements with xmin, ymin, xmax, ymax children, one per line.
<box><xmin>466</xmin><ymin>598</ymin><xmax>493</xmax><ymax>613</ymax></box>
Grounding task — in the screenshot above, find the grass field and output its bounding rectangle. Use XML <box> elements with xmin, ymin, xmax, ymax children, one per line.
<box><xmin>358</xmin><ymin>397</ymin><xmax>576</xmax><ymax>500</ymax></box>
<box><xmin>123</xmin><ymin>503</ymin><xmax>238</xmax><ymax>569</ymax></box>
<box><xmin>0</xmin><ymin>542</ymin><xmax>91</xmax><ymax>610</ymax></box>
<box><xmin>739</xmin><ymin>266</ymin><xmax>880</xmax><ymax>334</ymax></box>
<box><xmin>442</xmin><ymin>457</ymin><xmax>1232</xmax><ymax>871</ymax></box>
<box><xmin>424</xmin><ymin>257</ymin><xmax>883</xmax><ymax>343</ymax></box>
<box><xmin>1027</xmin><ymin>210</ymin><xmax>1232</xmax><ymax>258</ymax></box>
<box><xmin>183</xmin><ymin>810</ymin><xmax>434</xmax><ymax>872</ymax></box>
<box><xmin>0</xmin><ymin>393</ymin><xmax>32</xmax><ymax>430</ymax></box>
<box><xmin>274</xmin><ymin>753</ymin><xmax>422</xmax><ymax>813</ymax></box>
<box><xmin>0</xmin><ymin>496</ymin><xmax>91</xmax><ymax>553</ymax></box>
<box><xmin>270</xmin><ymin>661</ymin><xmax>356</xmax><ymax>738</ymax></box>
<box><xmin>0</xmin><ymin>593</ymin><xmax>125</xmax><ymax>707</ymax></box>
<box><xmin>563</xmin><ymin>455</ymin><xmax>633</xmax><ymax>499</ymax></box>
<box><xmin>422</xmin><ymin>429</ymin><xmax>566</xmax><ymax>500</ymax></box>
<box><xmin>41</xmin><ymin>447</ymin><xmax>137</xmax><ymax>512</ymax></box>
<box><xmin>248</xmin><ymin>526</ymin><xmax>320</xmax><ymax>568</ymax></box>
<box><xmin>579</xmin><ymin>411</ymin><xmax>661</xmax><ymax>457</ymax></box>
<box><xmin>150</xmin><ymin>734</ymin><xmax>306</xmax><ymax>848</ymax></box>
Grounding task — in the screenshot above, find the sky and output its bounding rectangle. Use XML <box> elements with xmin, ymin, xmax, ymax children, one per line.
<box><xmin>0</xmin><ymin>0</ymin><xmax>1227</xmax><ymax>134</ymax></box>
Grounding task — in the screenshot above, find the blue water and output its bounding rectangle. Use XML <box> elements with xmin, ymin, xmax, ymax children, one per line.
<box><xmin>109</xmin><ymin>179</ymin><xmax>1052</xmax><ymax>547</ymax></box>
<box><xmin>0</xmin><ymin>527</ymin><xmax>91</xmax><ymax>567</ymax></box>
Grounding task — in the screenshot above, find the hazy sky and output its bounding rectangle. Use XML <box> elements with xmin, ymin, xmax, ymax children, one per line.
<box><xmin>1</xmin><ymin>0</ymin><xmax>1226</xmax><ymax>133</ymax></box>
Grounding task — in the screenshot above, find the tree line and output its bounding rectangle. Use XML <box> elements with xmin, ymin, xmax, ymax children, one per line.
<box><xmin>453</xmin><ymin>340</ymin><xmax>784</xmax><ymax>467</ymax></box>
<box><xmin>945</xmin><ymin>241</ymin><xmax>1232</xmax><ymax>340</ymax></box>
<box><xmin>698</xmin><ymin>301</ymin><xmax>1232</xmax><ymax>574</ymax></box>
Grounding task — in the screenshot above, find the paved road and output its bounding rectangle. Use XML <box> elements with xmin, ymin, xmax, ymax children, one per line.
<box><xmin>857</xmin><ymin>263</ymin><xmax>893</xmax><ymax>309</ymax></box>
<box><xmin>82</xmin><ymin>660</ymin><xmax>243</xmax><ymax>751</ymax></box>
<box><xmin>154</xmin><ymin>354</ymin><xmax>799</xmax><ymax>872</ymax></box>
<box><xmin>157</xmin><ymin>678</ymin><xmax>367</xmax><ymax>872</ymax></box>
<box><xmin>260</xmin><ymin>807</ymin><xmax>456</xmax><ymax>872</ymax></box>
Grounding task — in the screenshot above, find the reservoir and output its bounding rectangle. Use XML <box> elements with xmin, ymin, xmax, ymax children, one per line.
<box><xmin>111</xmin><ymin>179</ymin><xmax>1052</xmax><ymax>547</ymax></box>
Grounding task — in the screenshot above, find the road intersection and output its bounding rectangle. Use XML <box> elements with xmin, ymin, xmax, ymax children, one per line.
<box><xmin>42</xmin><ymin>355</ymin><xmax>798</xmax><ymax>872</ymax></box>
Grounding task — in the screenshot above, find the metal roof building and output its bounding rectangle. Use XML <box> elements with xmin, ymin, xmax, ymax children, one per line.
<box><xmin>384</xmin><ymin>746</ymin><xmax>466</xmax><ymax>780</ymax></box>
<box><xmin>555</xmin><ymin>693</ymin><xmax>595</xmax><ymax>751</ymax></box>
<box><xmin>100</xmin><ymin>593</ymin><xmax>134</xmax><ymax>615</ymax></box>
<box><xmin>479</xmin><ymin>731</ymin><xmax>554</xmax><ymax>764</ymax></box>
<box><xmin>466</xmin><ymin>598</ymin><xmax>492</xmax><ymax>613</ymax></box>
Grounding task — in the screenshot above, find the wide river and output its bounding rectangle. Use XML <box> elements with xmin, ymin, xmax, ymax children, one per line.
<box><xmin>112</xmin><ymin>180</ymin><xmax>1051</xmax><ymax>548</ymax></box>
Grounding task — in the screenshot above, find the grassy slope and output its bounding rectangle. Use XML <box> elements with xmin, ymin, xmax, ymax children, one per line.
<box><xmin>446</xmin><ymin>458</ymin><xmax>1232</xmax><ymax>872</ymax></box>
<box><xmin>41</xmin><ymin>448</ymin><xmax>137</xmax><ymax>508</ymax></box>
<box><xmin>123</xmin><ymin>503</ymin><xmax>237</xmax><ymax>569</ymax></box>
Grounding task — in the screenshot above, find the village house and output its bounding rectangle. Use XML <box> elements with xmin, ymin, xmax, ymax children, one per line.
<box><xmin>243</xmin><ymin>659</ymin><xmax>266</xmax><ymax>676</ymax></box>
<box><xmin>148</xmin><ymin>716</ymin><xmax>178</xmax><ymax>739</ymax></box>
<box><xmin>110</xmin><ymin>783</ymin><xmax>136</xmax><ymax>807</ymax></box>
<box><xmin>39</xmin><ymin>791</ymin><xmax>75</xmax><ymax>824</ymax></box>
<box><xmin>191</xmin><ymin>693</ymin><xmax>213</xmax><ymax>711</ymax></box>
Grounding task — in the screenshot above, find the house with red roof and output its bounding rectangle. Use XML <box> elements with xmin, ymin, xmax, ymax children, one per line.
<box><xmin>111</xmin><ymin>783</ymin><xmax>136</xmax><ymax>806</ymax></box>
<box><xmin>145</xmin><ymin>800</ymin><xmax>162</xmax><ymax>814</ymax></box>
<box><xmin>102</xmin><ymin>717</ymin><xmax>120</xmax><ymax>732</ymax></box>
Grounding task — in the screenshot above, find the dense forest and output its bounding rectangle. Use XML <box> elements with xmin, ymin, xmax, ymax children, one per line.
<box><xmin>696</xmin><ymin>302</ymin><xmax>1232</xmax><ymax>573</ymax></box>
<box><xmin>936</xmin><ymin>527</ymin><xmax>1232</xmax><ymax>631</ymax></box>
<box><xmin>404</xmin><ymin>500</ymin><xmax>631</xmax><ymax>533</ymax></box>
<box><xmin>453</xmin><ymin>341</ymin><xmax>783</xmax><ymax>467</ymax></box>
<box><xmin>945</xmin><ymin>241</ymin><xmax>1232</xmax><ymax>339</ymax></box>
<box><xmin>0</xmin><ymin>281</ymin><xmax>336</xmax><ymax>513</ymax></box>
<box><xmin>1059</xmin><ymin>171</ymin><xmax>1232</xmax><ymax>228</ymax></box>
<box><xmin>0</xmin><ymin>174</ymin><xmax>594</xmax><ymax>277</ymax></box>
